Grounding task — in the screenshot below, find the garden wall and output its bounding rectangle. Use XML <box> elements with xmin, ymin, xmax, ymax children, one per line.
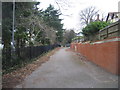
<box><xmin>71</xmin><ymin>37</ymin><xmax>120</xmax><ymax>75</ymax></box>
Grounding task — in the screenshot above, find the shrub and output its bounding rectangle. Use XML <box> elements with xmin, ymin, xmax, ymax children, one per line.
<box><xmin>82</xmin><ymin>21</ymin><xmax>110</xmax><ymax>36</ymax></box>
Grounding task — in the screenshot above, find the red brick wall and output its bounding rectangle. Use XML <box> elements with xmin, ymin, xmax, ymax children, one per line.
<box><xmin>71</xmin><ymin>38</ymin><xmax>120</xmax><ymax>75</ymax></box>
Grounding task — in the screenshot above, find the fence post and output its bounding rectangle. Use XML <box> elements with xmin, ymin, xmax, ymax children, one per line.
<box><xmin>118</xmin><ymin>20</ymin><xmax>120</xmax><ymax>36</ymax></box>
<box><xmin>30</xmin><ymin>46</ymin><xmax>31</xmax><ymax>60</ymax></box>
<box><xmin>106</xmin><ymin>28</ymin><xmax>108</xmax><ymax>38</ymax></box>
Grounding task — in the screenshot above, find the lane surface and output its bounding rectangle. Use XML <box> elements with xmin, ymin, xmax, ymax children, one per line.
<box><xmin>16</xmin><ymin>48</ymin><xmax>118</xmax><ymax>88</ymax></box>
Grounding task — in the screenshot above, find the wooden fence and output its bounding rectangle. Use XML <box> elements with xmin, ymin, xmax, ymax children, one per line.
<box><xmin>99</xmin><ymin>20</ymin><xmax>120</xmax><ymax>40</ymax></box>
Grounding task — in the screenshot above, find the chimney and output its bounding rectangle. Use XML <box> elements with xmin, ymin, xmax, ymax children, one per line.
<box><xmin>96</xmin><ymin>14</ymin><xmax>100</xmax><ymax>21</ymax></box>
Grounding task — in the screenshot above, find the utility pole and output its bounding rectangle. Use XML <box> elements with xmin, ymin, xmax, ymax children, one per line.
<box><xmin>12</xmin><ymin>0</ymin><xmax>15</xmax><ymax>50</ymax></box>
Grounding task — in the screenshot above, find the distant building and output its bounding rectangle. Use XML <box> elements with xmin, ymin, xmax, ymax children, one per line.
<box><xmin>106</xmin><ymin>12</ymin><xmax>120</xmax><ymax>22</ymax></box>
<box><xmin>75</xmin><ymin>32</ymin><xmax>83</xmax><ymax>37</ymax></box>
<box><xmin>106</xmin><ymin>2</ymin><xmax>120</xmax><ymax>22</ymax></box>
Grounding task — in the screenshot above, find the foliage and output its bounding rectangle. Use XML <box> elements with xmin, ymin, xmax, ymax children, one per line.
<box><xmin>2</xmin><ymin>2</ymin><xmax>64</xmax><ymax>49</ymax></box>
<box><xmin>42</xmin><ymin>4</ymin><xmax>63</xmax><ymax>43</ymax></box>
<box><xmin>2</xmin><ymin>2</ymin><xmax>64</xmax><ymax>73</ymax></box>
<box><xmin>63</xmin><ymin>30</ymin><xmax>76</xmax><ymax>45</ymax></box>
<box><xmin>82</xmin><ymin>21</ymin><xmax>110</xmax><ymax>36</ymax></box>
<box><xmin>2</xmin><ymin>2</ymin><xmax>13</xmax><ymax>48</ymax></box>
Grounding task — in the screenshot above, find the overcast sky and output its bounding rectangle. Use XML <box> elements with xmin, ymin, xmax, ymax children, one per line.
<box><xmin>38</xmin><ymin>0</ymin><xmax>120</xmax><ymax>33</ymax></box>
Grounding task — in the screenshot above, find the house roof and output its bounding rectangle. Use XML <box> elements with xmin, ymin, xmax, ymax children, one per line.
<box><xmin>106</xmin><ymin>12</ymin><xmax>120</xmax><ymax>22</ymax></box>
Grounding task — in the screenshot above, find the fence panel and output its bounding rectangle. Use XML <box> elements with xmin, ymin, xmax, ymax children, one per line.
<box><xmin>99</xmin><ymin>20</ymin><xmax>120</xmax><ymax>40</ymax></box>
<box><xmin>2</xmin><ymin>45</ymin><xmax>58</xmax><ymax>72</ymax></box>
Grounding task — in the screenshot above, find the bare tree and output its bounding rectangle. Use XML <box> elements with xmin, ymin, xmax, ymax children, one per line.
<box><xmin>63</xmin><ymin>29</ymin><xmax>76</xmax><ymax>44</ymax></box>
<box><xmin>54</xmin><ymin>0</ymin><xmax>73</xmax><ymax>16</ymax></box>
<box><xmin>79</xmin><ymin>6</ymin><xmax>99</xmax><ymax>25</ymax></box>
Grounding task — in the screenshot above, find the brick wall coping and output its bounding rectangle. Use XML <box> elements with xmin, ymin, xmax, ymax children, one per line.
<box><xmin>92</xmin><ymin>37</ymin><xmax>120</xmax><ymax>44</ymax></box>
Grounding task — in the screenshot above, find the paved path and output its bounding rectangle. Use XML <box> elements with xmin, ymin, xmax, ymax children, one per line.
<box><xmin>16</xmin><ymin>48</ymin><xmax>118</xmax><ymax>88</ymax></box>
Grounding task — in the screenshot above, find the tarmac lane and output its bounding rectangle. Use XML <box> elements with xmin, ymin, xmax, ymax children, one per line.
<box><xmin>15</xmin><ymin>47</ymin><xmax>118</xmax><ymax>88</ymax></box>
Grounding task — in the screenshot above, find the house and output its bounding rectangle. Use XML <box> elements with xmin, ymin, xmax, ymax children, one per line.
<box><xmin>106</xmin><ymin>1</ymin><xmax>120</xmax><ymax>22</ymax></box>
<box><xmin>106</xmin><ymin>12</ymin><xmax>120</xmax><ymax>22</ymax></box>
<box><xmin>75</xmin><ymin>32</ymin><xmax>83</xmax><ymax>37</ymax></box>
